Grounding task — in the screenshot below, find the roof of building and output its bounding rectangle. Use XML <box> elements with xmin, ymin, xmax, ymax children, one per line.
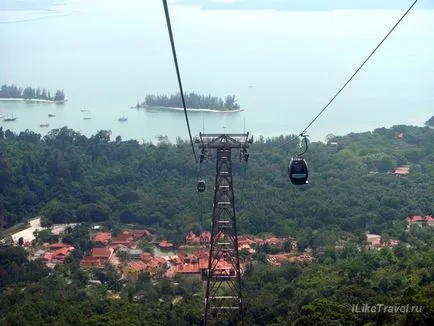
<box><xmin>406</xmin><ymin>215</ymin><xmax>434</xmax><ymax>223</ymax></box>
<box><xmin>200</xmin><ymin>231</ymin><xmax>211</xmax><ymax>239</ymax></box>
<box><xmin>91</xmin><ymin>247</ymin><xmax>112</xmax><ymax>257</ymax></box>
<box><xmin>159</xmin><ymin>240</ymin><xmax>174</xmax><ymax>248</ymax></box>
<box><xmin>53</xmin><ymin>247</ymin><xmax>71</xmax><ymax>257</ymax></box>
<box><xmin>94</xmin><ymin>232</ymin><xmax>111</xmax><ymax>242</ymax></box>
<box><xmin>129</xmin><ymin>261</ymin><xmax>147</xmax><ymax>271</ymax></box>
<box><xmin>186</xmin><ymin>231</ymin><xmax>197</xmax><ymax>239</ymax></box>
<box><xmin>129</xmin><ymin>249</ymin><xmax>143</xmax><ymax>256</ymax></box>
<box><xmin>177</xmin><ymin>263</ymin><xmax>200</xmax><ymax>274</ymax></box>
<box><xmin>81</xmin><ymin>256</ymin><xmax>100</xmax><ymax>262</ymax></box>
<box><xmin>164</xmin><ymin>266</ymin><xmax>177</xmax><ymax>278</ymax></box>
<box><xmin>48</xmin><ymin>242</ymin><xmax>71</xmax><ymax>249</ymax></box>
<box><xmin>154</xmin><ymin>256</ymin><xmax>166</xmax><ymax>264</ymax></box>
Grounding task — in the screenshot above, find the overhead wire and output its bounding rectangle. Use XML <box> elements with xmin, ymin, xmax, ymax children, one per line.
<box><xmin>298</xmin><ymin>0</ymin><xmax>419</xmax><ymax>138</ymax></box>
<box><xmin>162</xmin><ymin>0</ymin><xmax>198</xmax><ymax>163</ymax></box>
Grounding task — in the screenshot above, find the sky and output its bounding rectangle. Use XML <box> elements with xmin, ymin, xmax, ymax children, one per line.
<box><xmin>173</xmin><ymin>0</ymin><xmax>434</xmax><ymax>11</ymax></box>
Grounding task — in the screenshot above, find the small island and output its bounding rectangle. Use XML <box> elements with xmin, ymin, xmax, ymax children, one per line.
<box><xmin>0</xmin><ymin>83</ymin><xmax>66</xmax><ymax>103</ymax></box>
<box><xmin>425</xmin><ymin>116</ymin><xmax>434</xmax><ymax>128</ymax></box>
<box><xmin>136</xmin><ymin>92</ymin><xmax>243</xmax><ymax>112</ymax></box>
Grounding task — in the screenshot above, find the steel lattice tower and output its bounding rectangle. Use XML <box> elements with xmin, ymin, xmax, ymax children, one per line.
<box><xmin>197</xmin><ymin>133</ymin><xmax>252</xmax><ymax>326</ymax></box>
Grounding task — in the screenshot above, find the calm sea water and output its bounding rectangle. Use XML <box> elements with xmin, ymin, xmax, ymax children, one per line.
<box><xmin>0</xmin><ymin>0</ymin><xmax>433</xmax><ymax>142</ymax></box>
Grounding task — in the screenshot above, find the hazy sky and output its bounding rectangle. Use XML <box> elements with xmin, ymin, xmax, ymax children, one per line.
<box><xmin>175</xmin><ymin>0</ymin><xmax>434</xmax><ymax>11</ymax></box>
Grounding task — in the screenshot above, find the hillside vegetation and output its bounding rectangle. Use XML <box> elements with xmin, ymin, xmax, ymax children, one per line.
<box><xmin>0</xmin><ymin>124</ymin><xmax>433</xmax><ymax>325</ymax></box>
<box><xmin>0</xmin><ymin>125</ymin><xmax>433</xmax><ymax>244</ymax></box>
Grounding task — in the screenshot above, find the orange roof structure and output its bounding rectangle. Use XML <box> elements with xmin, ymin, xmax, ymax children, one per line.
<box><xmin>80</xmin><ymin>256</ymin><xmax>106</xmax><ymax>269</ymax></box>
<box><xmin>266</xmin><ymin>236</ymin><xmax>282</xmax><ymax>246</ymax></box>
<box><xmin>94</xmin><ymin>232</ymin><xmax>112</xmax><ymax>244</ymax></box>
<box><xmin>140</xmin><ymin>252</ymin><xmax>153</xmax><ymax>262</ymax></box>
<box><xmin>129</xmin><ymin>261</ymin><xmax>148</xmax><ymax>272</ymax></box>
<box><xmin>159</xmin><ymin>240</ymin><xmax>174</xmax><ymax>249</ymax></box>
<box><xmin>393</xmin><ymin>166</ymin><xmax>410</xmax><ymax>176</ymax></box>
<box><xmin>48</xmin><ymin>242</ymin><xmax>71</xmax><ymax>250</ymax></box>
<box><xmin>200</xmin><ymin>231</ymin><xmax>211</xmax><ymax>244</ymax></box>
<box><xmin>131</xmin><ymin>229</ymin><xmax>151</xmax><ymax>238</ymax></box>
<box><xmin>177</xmin><ymin>263</ymin><xmax>200</xmax><ymax>274</ymax></box>
<box><xmin>91</xmin><ymin>247</ymin><xmax>113</xmax><ymax>259</ymax></box>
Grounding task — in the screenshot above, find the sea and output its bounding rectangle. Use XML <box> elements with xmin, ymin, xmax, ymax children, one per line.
<box><xmin>0</xmin><ymin>0</ymin><xmax>433</xmax><ymax>143</ymax></box>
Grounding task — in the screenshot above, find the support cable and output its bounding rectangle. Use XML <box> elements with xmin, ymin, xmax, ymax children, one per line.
<box><xmin>298</xmin><ymin>0</ymin><xmax>418</xmax><ymax>137</ymax></box>
<box><xmin>162</xmin><ymin>0</ymin><xmax>198</xmax><ymax>162</ymax></box>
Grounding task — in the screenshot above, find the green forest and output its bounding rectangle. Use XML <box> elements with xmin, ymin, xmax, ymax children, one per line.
<box><xmin>0</xmin><ymin>84</ymin><xmax>65</xmax><ymax>102</ymax></box>
<box><xmin>0</xmin><ymin>123</ymin><xmax>433</xmax><ymax>325</ymax></box>
<box><xmin>139</xmin><ymin>92</ymin><xmax>240</xmax><ymax>110</ymax></box>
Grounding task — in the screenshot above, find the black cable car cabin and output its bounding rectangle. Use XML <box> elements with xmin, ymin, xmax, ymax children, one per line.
<box><xmin>197</xmin><ymin>180</ymin><xmax>206</xmax><ymax>192</ymax></box>
<box><xmin>288</xmin><ymin>157</ymin><xmax>308</xmax><ymax>185</ymax></box>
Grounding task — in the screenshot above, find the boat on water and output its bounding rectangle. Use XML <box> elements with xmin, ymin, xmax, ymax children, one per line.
<box><xmin>40</xmin><ymin>123</ymin><xmax>49</xmax><ymax>128</ymax></box>
<box><xmin>48</xmin><ymin>114</ymin><xmax>56</xmax><ymax>118</ymax></box>
<box><xmin>3</xmin><ymin>116</ymin><xmax>17</xmax><ymax>122</ymax></box>
<box><xmin>118</xmin><ymin>116</ymin><xmax>128</xmax><ymax>122</ymax></box>
<box><xmin>80</xmin><ymin>108</ymin><xmax>88</xmax><ymax>112</ymax></box>
<box><xmin>83</xmin><ymin>117</ymin><xmax>92</xmax><ymax>120</ymax></box>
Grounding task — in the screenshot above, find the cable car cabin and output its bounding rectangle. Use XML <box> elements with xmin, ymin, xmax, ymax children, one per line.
<box><xmin>288</xmin><ymin>157</ymin><xmax>309</xmax><ymax>185</ymax></box>
<box><xmin>197</xmin><ymin>180</ymin><xmax>206</xmax><ymax>192</ymax></box>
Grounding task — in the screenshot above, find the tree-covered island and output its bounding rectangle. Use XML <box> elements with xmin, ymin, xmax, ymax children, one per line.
<box><xmin>0</xmin><ymin>83</ymin><xmax>66</xmax><ymax>103</ymax></box>
<box><xmin>137</xmin><ymin>92</ymin><xmax>242</xmax><ymax>111</ymax></box>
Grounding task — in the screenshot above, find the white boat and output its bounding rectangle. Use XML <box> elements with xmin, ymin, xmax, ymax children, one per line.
<box><xmin>83</xmin><ymin>117</ymin><xmax>92</xmax><ymax>120</ymax></box>
<box><xmin>3</xmin><ymin>116</ymin><xmax>17</xmax><ymax>122</ymax></box>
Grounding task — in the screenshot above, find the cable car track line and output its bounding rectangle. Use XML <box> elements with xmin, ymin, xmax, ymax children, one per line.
<box><xmin>298</xmin><ymin>0</ymin><xmax>419</xmax><ymax>137</ymax></box>
<box><xmin>162</xmin><ymin>0</ymin><xmax>198</xmax><ymax>163</ymax></box>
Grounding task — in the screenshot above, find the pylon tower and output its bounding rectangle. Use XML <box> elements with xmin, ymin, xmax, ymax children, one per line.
<box><xmin>197</xmin><ymin>133</ymin><xmax>252</xmax><ymax>326</ymax></box>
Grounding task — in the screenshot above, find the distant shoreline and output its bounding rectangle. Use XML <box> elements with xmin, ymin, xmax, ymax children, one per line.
<box><xmin>143</xmin><ymin>105</ymin><xmax>244</xmax><ymax>113</ymax></box>
<box><xmin>0</xmin><ymin>98</ymin><xmax>67</xmax><ymax>104</ymax></box>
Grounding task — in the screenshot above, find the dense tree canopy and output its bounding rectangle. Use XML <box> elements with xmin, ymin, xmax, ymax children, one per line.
<box><xmin>0</xmin><ymin>124</ymin><xmax>433</xmax><ymax>243</ymax></box>
<box><xmin>0</xmin><ymin>83</ymin><xmax>65</xmax><ymax>101</ymax></box>
<box><xmin>140</xmin><ymin>92</ymin><xmax>240</xmax><ymax>110</ymax></box>
<box><xmin>0</xmin><ymin>123</ymin><xmax>433</xmax><ymax>325</ymax></box>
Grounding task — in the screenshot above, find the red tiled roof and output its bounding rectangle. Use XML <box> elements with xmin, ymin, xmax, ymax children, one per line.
<box><xmin>80</xmin><ymin>256</ymin><xmax>106</xmax><ymax>269</ymax></box>
<box><xmin>49</xmin><ymin>243</ymin><xmax>71</xmax><ymax>249</ymax></box>
<box><xmin>193</xmin><ymin>250</ymin><xmax>208</xmax><ymax>259</ymax></box>
<box><xmin>129</xmin><ymin>261</ymin><xmax>147</xmax><ymax>271</ymax></box>
<box><xmin>266</xmin><ymin>237</ymin><xmax>282</xmax><ymax>245</ymax></box>
<box><xmin>113</xmin><ymin>233</ymin><xmax>133</xmax><ymax>242</ymax></box>
<box><xmin>393</xmin><ymin>167</ymin><xmax>409</xmax><ymax>175</ymax></box>
<box><xmin>159</xmin><ymin>240</ymin><xmax>173</xmax><ymax>248</ymax></box>
<box><xmin>53</xmin><ymin>247</ymin><xmax>71</xmax><ymax>257</ymax></box>
<box><xmin>200</xmin><ymin>231</ymin><xmax>211</xmax><ymax>243</ymax></box>
<box><xmin>177</xmin><ymin>263</ymin><xmax>200</xmax><ymax>274</ymax></box>
<box><xmin>165</xmin><ymin>266</ymin><xmax>177</xmax><ymax>278</ymax></box>
<box><xmin>131</xmin><ymin>229</ymin><xmax>151</xmax><ymax>238</ymax></box>
<box><xmin>94</xmin><ymin>232</ymin><xmax>111</xmax><ymax>243</ymax></box>
<box><xmin>186</xmin><ymin>231</ymin><xmax>197</xmax><ymax>239</ymax></box>
<box><xmin>199</xmin><ymin>257</ymin><xmax>208</xmax><ymax>270</ymax></box>
<box><xmin>91</xmin><ymin>247</ymin><xmax>112</xmax><ymax>258</ymax></box>
<box><xmin>43</xmin><ymin>252</ymin><xmax>53</xmax><ymax>261</ymax></box>
<box><xmin>81</xmin><ymin>256</ymin><xmax>99</xmax><ymax>262</ymax></box>
<box><xmin>406</xmin><ymin>215</ymin><xmax>425</xmax><ymax>223</ymax></box>
<box><xmin>155</xmin><ymin>256</ymin><xmax>166</xmax><ymax>264</ymax></box>
<box><xmin>140</xmin><ymin>252</ymin><xmax>153</xmax><ymax>262</ymax></box>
